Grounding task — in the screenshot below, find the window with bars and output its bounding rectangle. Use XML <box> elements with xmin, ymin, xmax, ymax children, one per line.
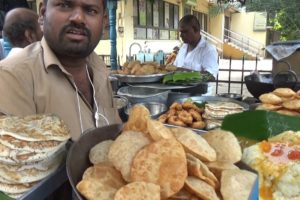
<box><xmin>133</xmin><ymin>0</ymin><xmax>179</xmax><ymax>40</ymax></box>
<box><xmin>192</xmin><ymin>11</ymin><xmax>208</xmax><ymax>32</ymax></box>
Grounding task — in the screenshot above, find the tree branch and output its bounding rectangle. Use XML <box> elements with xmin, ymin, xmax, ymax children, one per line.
<box><xmin>217</xmin><ymin>0</ymin><xmax>246</xmax><ymax>5</ymax></box>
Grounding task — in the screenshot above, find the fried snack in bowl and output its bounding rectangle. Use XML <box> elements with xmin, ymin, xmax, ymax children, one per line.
<box><xmin>205</xmin><ymin>161</ymin><xmax>239</xmax><ymax>180</ymax></box>
<box><xmin>255</xmin><ymin>103</ymin><xmax>282</xmax><ymax>111</ymax></box>
<box><xmin>186</xmin><ymin>153</ymin><xmax>219</xmax><ymax>189</ymax></box>
<box><xmin>114</xmin><ymin>181</ymin><xmax>160</xmax><ymax>200</ymax></box>
<box><xmin>171</xmin><ymin>127</ymin><xmax>217</xmax><ymax>162</ymax></box>
<box><xmin>273</xmin><ymin>88</ymin><xmax>296</xmax><ymax>98</ymax></box>
<box><xmin>126</xmin><ymin>60</ymin><xmax>141</xmax><ymax>69</ymax></box>
<box><xmin>147</xmin><ymin>119</ymin><xmax>174</xmax><ymax>141</ymax></box>
<box><xmin>297</xmin><ymin>90</ymin><xmax>300</xmax><ymax>99</ymax></box>
<box><xmin>131</xmin><ymin>138</ymin><xmax>187</xmax><ymax>199</ymax></box>
<box><xmin>165</xmin><ymin>64</ymin><xmax>177</xmax><ymax>72</ymax></box>
<box><xmin>161</xmin><ymin>102</ymin><xmax>206</xmax><ymax>130</ymax></box>
<box><xmin>108</xmin><ymin>130</ymin><xmax>151</xmax><ymax>182</ymax></box>
<box><xmin>259</xmin><ymin>93</ymin><xmax>282</xmax><ymax>105</ymax></box>
<box><xmin>185</xmin><ymin>176</ymin><xmax>220</xmax><ymax>200</ymax></box>
<box><xmin>123</xmin><ymin>104</ymin><xmax>150</xmax><ymax>134</ymax></box>
<box><xmin>89</xmin><ymin>140</ymin><xmax>113</xmax><ymax>165</ymax></box>
<box><xmin>202</xmin><ymin>129</ymin><xmax>242</xmax><ymax>163</ymax></box>
<box><xmin>282</xmin><ymin>99</ymin><xmax>300</xmax><ymax>110</ymax></box>
<box><xmin>276</xmin><ymin>109</ymin><xmax>300</xmax><ymax>116</ymax></box>
<box><xmin>220</xmin><ymin>169</ymin><xmax>257</xmax><ymax>200</ymax></box>
<box><xmin>169</xmin><ymin>188</ymin><xmax>199</xmax><ymax>200</ymax></box>
<box><xmin>76</xmin><ymin>163</ymin><xmax>126</xmax><ymax>200</ymax></box>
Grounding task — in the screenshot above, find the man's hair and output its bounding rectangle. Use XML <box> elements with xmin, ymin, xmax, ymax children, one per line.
<box><xmin>43</xmin><ymin>0</ymin><xmax>107</xmax><ymax>9</ymax></box>
<box><xmin>3</xmin><ymin>8</ymin><xmax>40</xmax><ymax>47</ymax></box>
<box><xmin>179</xmin><ymin>14</ymin><xmax>201</xmax><ymax>32</ymax></box>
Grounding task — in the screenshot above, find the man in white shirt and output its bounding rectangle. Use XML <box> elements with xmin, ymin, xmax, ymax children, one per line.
<box><xmin>174</xmin><ymin>15</ymin><xmax>219</xmax><ymax>95</ymax></box>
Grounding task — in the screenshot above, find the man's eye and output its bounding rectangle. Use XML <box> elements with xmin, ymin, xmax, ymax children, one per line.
<box><xmin>58</xmin><ymin>2</ymin><xmax>70</xmax><ymax>8</ymax></box>
<box><xmin>87</xmin><ymin>8</ymin><xmax>98</xmax><ymax>15</ymax></box>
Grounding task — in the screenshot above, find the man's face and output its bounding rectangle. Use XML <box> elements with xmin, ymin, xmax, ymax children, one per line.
<box><xmin>41</xmin><ymin>0</ymin><xmax>106</xmax><ymax>58</ymax></box>
<box><xmin>179</xmin><ymin>23</ymin><xmax>197</xmax><ymax>44</ymax></box>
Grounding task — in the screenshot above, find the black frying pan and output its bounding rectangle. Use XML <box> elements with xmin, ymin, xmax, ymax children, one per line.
<box><xmin>66</xmin><ymin>124</ymin><xmax>123</xmax><ymax>200</ymax></box>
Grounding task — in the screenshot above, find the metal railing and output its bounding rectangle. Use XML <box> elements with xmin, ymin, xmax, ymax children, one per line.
<box><xmin>224</xmin><ymin>28</ymin><xmax>265</xmax><ymax>58</ymax></box>
<box><xmin>201</xmin><ymin>30</ymin><xmax>224</xmax><ymax>55</ymax></box>
<box><xmin>214</xmin><ymin>56</ymin><xmax>272</xmax><ymax>95</ymax></box>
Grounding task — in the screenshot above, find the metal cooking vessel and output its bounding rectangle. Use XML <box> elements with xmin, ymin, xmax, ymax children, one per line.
<box><xmin>66</xmin><ymin>124</ymin><xmax>123</xmax><ymax>200</ymax></box>
<box><xmin>244</xmin><ymin>73</ymin><xmax>275</xmax><ymax>99</ymax></box>
<box><xmin>117</xmin><ymin>86</ymin><xmax>170</xmax><ymax>105</ymax></box>
<box><xmin>125</xmin><ymin>102</ymin><xmax>167</xmax><ymax>119</ymax></box>
<box><xmin>217</xmin><ymin>93</ymin><xmax>243</xmax><ymax>101</ymax></box>
<box><xmin>245</xmin><ymin>61</ymin><xmax>298</xmax><ymax>99</ymax></box>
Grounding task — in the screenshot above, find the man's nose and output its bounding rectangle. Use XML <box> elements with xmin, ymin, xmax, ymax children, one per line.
<box><xmin>69</xmin><ymin>8</ymin><xmax>85</xmax><ymax>24</ymax></box>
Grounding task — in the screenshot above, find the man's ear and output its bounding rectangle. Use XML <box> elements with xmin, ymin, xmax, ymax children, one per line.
<box><xmin>39</xmin><ymin>2</ymin><xmax>46</xmax><ymax>19</ymax></box>
<box><xmin>24</xmin><ymin>29</ymin><xmax>36</xmax><ymax>44</ymax></box>
<box><xmin>39</xmin><ymin>2</ymin><xmax>45</xmax><ymax>32</ymax></box>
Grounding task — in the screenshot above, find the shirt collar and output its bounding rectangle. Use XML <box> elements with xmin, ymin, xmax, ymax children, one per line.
<box><xmin>40</xmin><ymin>37</ymin><xmax>105</xmax><ymax>83</ymax></box>
<box><xmin>41</xmin><ymin>37</ymin><xmax>71</xmax><ymax>75</ymax></box>
<box><xmin>197</xmin><ymin>37</ymin><xmax>206</xmax><ymax>48</ymax></box>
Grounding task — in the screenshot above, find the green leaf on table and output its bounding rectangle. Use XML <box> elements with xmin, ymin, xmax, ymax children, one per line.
<box><xmin>0</xmin><ymin>192</ymin><xmax>14</xmax><ymax>200</ymax></box>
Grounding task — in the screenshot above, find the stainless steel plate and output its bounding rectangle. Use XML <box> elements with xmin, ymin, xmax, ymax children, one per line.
<box><xmin>67</xmin><ymin>125</ymin><xmax>123</xmax><ymax>200</ymax></box>
<box><xmin>127</xmin><ymin>82</ymin><xmax>205</xmax><ymax>90</ymax></box>
<box><xmin>110</xmin><ymin>73</ymin><xmax>166</xmax><ymax>83</ymax></box>
<box><xmin>177</xmin><ymin>96</ymin><xmax>250</xmax><ymax>110</ymax></box>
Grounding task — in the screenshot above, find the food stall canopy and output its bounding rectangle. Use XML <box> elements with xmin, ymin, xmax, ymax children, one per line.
<box><xmin>266</xmin><ymin>40</ymin><xmax>300</xmax><ymax>77</ymax></box>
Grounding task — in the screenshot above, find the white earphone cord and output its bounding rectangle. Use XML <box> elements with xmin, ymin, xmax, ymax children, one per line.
<box><xmin>74</xmin><ymin>66</ymin><xmax>110</xmax><ymax>135</ymax></box>
<box><xmin>75</xmin><ymin>86</ymin><xmax>84</xmax><ymax>134</ymax></box>
<box><xmin>85</xmin><ymin>65</ymin><xmax>109</xmax><ymax>127</ymax></box>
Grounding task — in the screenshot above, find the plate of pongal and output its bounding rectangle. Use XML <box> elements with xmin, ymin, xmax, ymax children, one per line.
<box><xmin>66</xmin><ymin>104</ymin><xmax>258</xmax><ymax>200</ymax></box>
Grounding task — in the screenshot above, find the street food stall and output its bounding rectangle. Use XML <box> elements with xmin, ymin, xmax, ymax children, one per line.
<box><xmin>245</xmin><ymin>40</ymin><xmax>300</xmax><ymax>99</ymax></box>
<box><xmin>0</xmin><ymin>58</ymin><xmax>300</xmax><ymax>200</ymax></box>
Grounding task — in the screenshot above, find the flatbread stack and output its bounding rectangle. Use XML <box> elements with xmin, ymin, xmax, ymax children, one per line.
<box><xmin>257</xmin><ymin>88</ymin><xmax>300</xmax><ymax>116</ymax></box>
<box><xmin>76</xmin><ymin>105</ymin><xmax>257</xmax><ymax>200</ymax></box>
<box><xmin>0</xmin><ymin>114</ymin><xmax>70</xmax><ymax>199</ymax></box>
<box><xmin>202</xmin><ymin>102</ymin><xmax>245</xmax><ymax>130</ymax></box>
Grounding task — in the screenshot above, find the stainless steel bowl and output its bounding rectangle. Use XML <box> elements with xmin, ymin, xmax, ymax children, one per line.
<box><xmin>125</xmin><ymin>102</ymin><xmax>167</xmax><ymax>119</ymax></box>
<box><xmin>217</xmin><ymin>93</ymin><xmax>243</xmax><ymax>101</ymax></box>
<box><xmin>113</xmin><ymin>95</ymin><xmax>129</xmax><ymax>122</ymax></box>
<box><xmin>117</xmin><ymin>86</ymin><xmax>170</xmax><ymax>105</ymax></box>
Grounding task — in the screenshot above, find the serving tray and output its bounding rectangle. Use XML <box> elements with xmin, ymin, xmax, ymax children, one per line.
<box><xmin>110</xmin><ymin>73</ymin><xmax>166</xmax><ymax>83</ymax></box>
<box><xmin>177</xmin><ymin>96</ymin><xmax>250</xmax><ymax>110</ymax></box>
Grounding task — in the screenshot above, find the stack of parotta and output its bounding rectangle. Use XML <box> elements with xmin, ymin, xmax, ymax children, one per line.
<box><xmin>203</xmin><ymin>102</ymin><xmax>245</xmax><ymax>129</ymax></box>
<box><xmin>0</xmin><ymin>114</ymin><xmax>70</xmax><ymax>199</ymax></box>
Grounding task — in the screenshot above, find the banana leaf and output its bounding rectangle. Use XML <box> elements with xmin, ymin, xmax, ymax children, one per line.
<box><xmin>221</xmin><ymin>110</ymin><xmax>300</xmax><ymax>141</ymax></box>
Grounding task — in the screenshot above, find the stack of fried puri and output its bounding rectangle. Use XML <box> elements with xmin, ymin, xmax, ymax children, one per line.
<box><xmin>76</xmin><ymin>104</ymin><xmax>257</xmax><ymax>200</ymax></box>
<box><xmin>202</xmin><ymin>102</ymin><xmax>245</xmax><ymax>130</ymax></box>
<box><xmin>257</xmin><ymin>88</ymin><xmax>300</xmax><ymax>116</ymax></box>
<box><xmin>0</xmin><ymin>114</ymin><xmax>70</xmax><ymax>199</ymax></box>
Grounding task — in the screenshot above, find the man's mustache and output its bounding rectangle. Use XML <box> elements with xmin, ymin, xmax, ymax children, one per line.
<box><xmin>60</xmin><ymin>24</ymin><xmax>91</xmax><ymax>38</ymax></box>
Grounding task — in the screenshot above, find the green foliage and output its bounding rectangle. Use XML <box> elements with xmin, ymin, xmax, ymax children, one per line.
<box><xmin>209</xmin><ymin>3</ymin><xmax>236</xmax><ymax>17</ymax></box>
<box><xmin>245</xmin><ymin>0</ymin><xmax>300</xmax><ymax>40</ymax></box>
<box><xmin>208</xmin><ymin>0</ymin><xmax>245</xmax><ymax>17</ymax></box>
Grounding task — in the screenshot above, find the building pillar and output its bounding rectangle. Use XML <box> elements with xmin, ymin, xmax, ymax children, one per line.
<box><xmin>107</xmin><ymin>0</ymin><xmax>118</xmax><ymax>70</ymax></box>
